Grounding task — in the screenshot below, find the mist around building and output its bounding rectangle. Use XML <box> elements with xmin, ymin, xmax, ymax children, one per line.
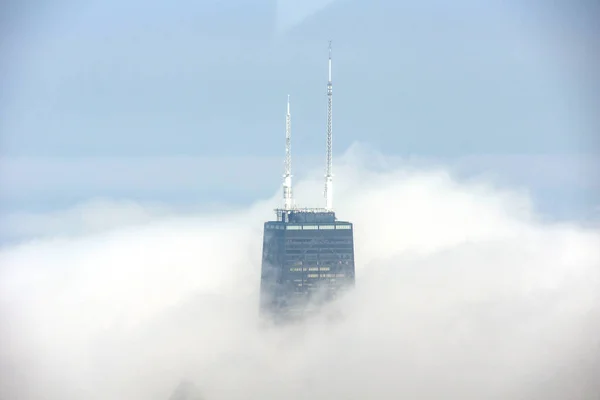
<box><xmin>0</xmin><ymin>146</ymin><xmax>599</xmax><ymax>399</ymax></box>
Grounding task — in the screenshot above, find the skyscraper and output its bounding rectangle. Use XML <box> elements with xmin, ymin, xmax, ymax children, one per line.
<box><xmin>259</xmin><ymin>42</ymin><xmax>355</xmax><ymax>322</ymax></box>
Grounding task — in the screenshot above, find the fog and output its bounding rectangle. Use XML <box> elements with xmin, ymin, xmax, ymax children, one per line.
<box><xmin>1</xmin><ymin>150</ymin><xmax>599</xmax><ymax>399</ymax></box>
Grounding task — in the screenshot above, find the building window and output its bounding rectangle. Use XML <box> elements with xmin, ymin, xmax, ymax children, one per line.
<box><xmin>303</xmin><ymin>225</ymin><xmax>318</xmax><ymax>230</ymax></box>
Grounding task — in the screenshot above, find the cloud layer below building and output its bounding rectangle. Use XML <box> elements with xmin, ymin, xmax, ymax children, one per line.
<box><xmin>1</xmin><ymin>149</ymin><xmax>599</xmax><ymax>399</ymax></box>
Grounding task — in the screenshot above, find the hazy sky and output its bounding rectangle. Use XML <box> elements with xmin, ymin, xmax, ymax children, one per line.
<box><xmin>2</xmin><ymin>0</ymin><xmax>596</xmax><ymax>156</ymax></box>
<box><xmin>0</xmin><ymin>0</ymin><xmax>598</xmax><ymax>223</ymax></box>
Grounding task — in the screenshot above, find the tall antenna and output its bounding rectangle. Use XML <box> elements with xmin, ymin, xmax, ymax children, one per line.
<box><xmin>283</xmin><ymin>94</ymin><xmax>293</xmax><ymax>209</ymax></box>
<box><xmin>324</xmin><ymin>41</ymin><xmax>333</xmax><ymax>210</ymax></box>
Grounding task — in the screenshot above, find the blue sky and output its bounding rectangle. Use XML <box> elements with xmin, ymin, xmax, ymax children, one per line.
<box><xmin>0</xmin><ymin>0</ymin><xmax>598</xmax><ymax>222</ymax></box>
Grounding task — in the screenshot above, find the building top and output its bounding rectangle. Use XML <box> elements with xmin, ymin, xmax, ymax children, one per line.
<box><xmin>275</xmin><ymin>208</ymin><xmax>336</xmax><ymax>223</ymax></box>
<box><xmin>269</xmin><ymin>208</ymin><xmax>353</xmax><ymax>231</ymax></box>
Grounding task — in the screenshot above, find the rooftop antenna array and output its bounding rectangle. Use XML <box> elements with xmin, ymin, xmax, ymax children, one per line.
<box><xmin>282</xmin><ymin>94</ymin><xmax>293</xmax><ymax>210</ymax></box>
<box><xmin>278</xmin><ymin>42</ymin><xmax>334</xmax><ymax>216</ymax></box>
<box><xmin>324</xmin><ymin>41</ymin><xmax>333</xmax><ymax>211</ymax></box>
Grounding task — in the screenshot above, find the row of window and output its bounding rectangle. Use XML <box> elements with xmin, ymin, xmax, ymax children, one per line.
<box><xmin>285</xmin><ymin>247</ymin><xmax>353</xmax><ymax>253</ymax></box>
<box><xmin>290</xmin><ymin>267</ymin><xmax>331</xmax><ymax>272</ymax></box>
<box><xmin>285</xmin><ymin>239</ymin><xmax>353</xmax><ymax>245</ymax></box>
<box><xmin>266</xmin><ymin>224</ymin><xmax>352</xmax><ymax>230</ymax></box>
<box><xmin>285</xmin><ymin>253</ymin><xmax>353</xmax><ymax>258</ymax></box>
<box><xmin>307</xmin><ymin>273</ymin><xmax>345</xmax><ymax>278</ymax></box>
<box><xmin>286</xmin><ymin>260</ymin><xmax>354</xmax><ymax>266</ymax></box>
<box><xmin>286</xmin><ymin>242</ymin><xmax>353</xmax><ymax>247</ymax></box>
<box><xmin>292</xmin><ymin>279</ymin><xmax>345</xmax><ymax>285</ymax></box>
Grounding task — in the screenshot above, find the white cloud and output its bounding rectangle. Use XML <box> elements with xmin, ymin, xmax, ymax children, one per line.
<box><xmin>0</xmin><ymin>150</ymin><xmax>599</xmax><ymax>399</ymax></box>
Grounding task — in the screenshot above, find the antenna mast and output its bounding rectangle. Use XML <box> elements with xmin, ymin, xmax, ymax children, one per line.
<box><xmin>283</xmin><ymin>94</ymin><xmax>293</xmax><ymax>209</ymax></box>
<box><xmin>324</xmin><ymin>41</ymin><xmax>333</xmax><ymax>211</ymax></box>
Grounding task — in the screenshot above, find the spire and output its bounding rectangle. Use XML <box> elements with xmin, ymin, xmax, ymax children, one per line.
<box><xmin>283</xmin><ymin>94</ymin><xmax>293</xmax><ymax>209</ymax></box>
<box><xmin>328</xmin><ymin>40</ymin><xmax>332</xmax><ymax>82</ymax></box>
<box><xmin>324</xmin><ymin>41</ymin><xmax>333</xmax><ymax>210</ymax></box>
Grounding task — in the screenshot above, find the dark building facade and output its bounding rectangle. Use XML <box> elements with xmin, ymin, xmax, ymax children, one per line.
<box><xmin>259</xmin><ymin>209</ymin><xmax>355</xmax><ymax>321</ymax></box>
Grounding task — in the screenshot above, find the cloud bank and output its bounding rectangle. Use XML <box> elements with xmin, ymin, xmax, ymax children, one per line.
<box><xmin>1</xmin><ymin>150</ymin><xmax>599</xmax><ymax>399</ymax></box>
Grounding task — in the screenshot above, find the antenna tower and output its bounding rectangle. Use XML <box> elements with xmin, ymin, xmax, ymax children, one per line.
<box><xmin>283</xmin><ymin>94</ymin><xmax>293</xmax><ymax>209</ymax></box>
<box><xmin>324</xmin><ymin>41</ymin><xmax>333</xmax><ymax>210</ymax></box>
